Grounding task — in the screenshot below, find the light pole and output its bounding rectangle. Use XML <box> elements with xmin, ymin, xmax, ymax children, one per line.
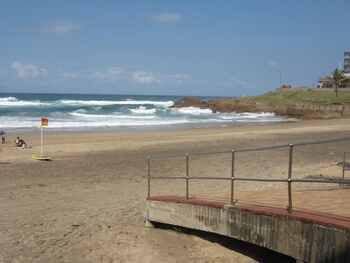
<box><xmin>279</xmin><ymin>70</ymin><xmax>282</xmax><ymax>87</ymax></box>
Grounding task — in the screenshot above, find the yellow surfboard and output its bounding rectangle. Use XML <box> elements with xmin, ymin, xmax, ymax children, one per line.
<box><xmin>32</xmin><ymin>155</ymin><xmax>51</xmax><ymax>161</ymax></box>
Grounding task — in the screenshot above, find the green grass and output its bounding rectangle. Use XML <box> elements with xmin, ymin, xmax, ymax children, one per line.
<box><xmin>246</xmin><ymin>88</ymin><xmax>350</xmax><ymax>105</ymax></box>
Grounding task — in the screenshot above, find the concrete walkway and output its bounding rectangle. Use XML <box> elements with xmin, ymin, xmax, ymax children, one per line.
<box><xmin>148</xmin><ymin>185</ymin><xmax>350</xmax><ymax>232</ymax></box>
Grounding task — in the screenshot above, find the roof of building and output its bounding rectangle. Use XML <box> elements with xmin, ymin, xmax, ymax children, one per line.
<box><xmin>318</xmin><ymin>73</ymin><xmax>350</xmax><ymax>83</ymax></box>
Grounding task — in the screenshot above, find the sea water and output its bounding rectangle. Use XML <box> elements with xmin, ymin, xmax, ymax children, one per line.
<box><xmin>0</xmin><ymin>93</ymin><xmax>293</xmax><ymax>133</ymax></box>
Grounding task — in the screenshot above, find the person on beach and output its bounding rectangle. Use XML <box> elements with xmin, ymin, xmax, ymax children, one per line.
<box><xmin>1</xmin><ymin>131</ymin><xmax>6</xmax><ymax>143</ymax></box>
<box><xmin>19</xmin><ymin>139</ymin><xmax>26</xmax><ymax>148</ymax></box>
<box><xmin>15</xmin><ymin>136</ymin><xmax>26</xmax><ymax>148</ymax></box>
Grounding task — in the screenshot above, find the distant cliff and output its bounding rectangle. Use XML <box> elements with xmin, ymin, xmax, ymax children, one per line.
<box><xmin>171</xmin><ymin>96</ymin><xmax>350</xmax><ymax>120</ymax></box>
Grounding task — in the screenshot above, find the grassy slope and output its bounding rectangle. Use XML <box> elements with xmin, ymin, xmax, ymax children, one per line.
<box><xmin>245</xmin><ymin>89</ymin><xmax>350</xmax><ymax>106</ymax></box>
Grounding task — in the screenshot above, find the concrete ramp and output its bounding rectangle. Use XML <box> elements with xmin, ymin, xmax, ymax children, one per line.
<box><xmin>143</xmin><ymin>194</ymin><xmax>350</xmax><ymax>263</ymax></box>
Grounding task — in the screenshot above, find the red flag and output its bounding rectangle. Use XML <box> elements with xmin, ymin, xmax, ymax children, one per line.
<box><xmin>41</xmin><ymin>117</ymin><xmax>48</xmax><ymax>126</ymax></box>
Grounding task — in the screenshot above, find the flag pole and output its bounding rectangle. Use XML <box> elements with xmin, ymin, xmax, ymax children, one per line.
<box><xmin>41</xmin><ymin>117</ymin><xmax>43</xmax><ymax>156</ymax></box>
<box><xmin>33</xmin><ymin>117</ymin><xmax>50</xmax><ymax>161</ymax></box>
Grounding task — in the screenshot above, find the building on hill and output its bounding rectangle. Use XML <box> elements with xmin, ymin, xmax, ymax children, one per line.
<box><xmin>317</xmin><ymin>52</ymin><xmax>350</xmax><ymax>88</ymax></box>
<box><xmin>345</xmin><ymin>51</ymin><xmax>350</xmax><ymax>73</ymax></box>
<box><xmin>318</xmin><ymin>73</ymin><xmax>350</xmax><ymax>88</ymax></box>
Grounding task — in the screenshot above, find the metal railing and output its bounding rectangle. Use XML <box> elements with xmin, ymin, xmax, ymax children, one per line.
<box><xmin>342</xmin><ymin>151</ymin><xmax>350</xmax><ymax>181</ymax></box>
<box><xmin>147</xmin><ymin>136</ymin><xmax>350</xmax><ymax>214</ymax></box>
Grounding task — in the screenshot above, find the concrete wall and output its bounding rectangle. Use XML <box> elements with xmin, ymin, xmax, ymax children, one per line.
<box><xmin>143</xmin><ymin>200</ymin><xmax>350</xmax><ymax>263</ymax></box>
<box><xmin>274</xmin><ymin>104</ymin><xmax>350</xmax><ymax>119</ymax></box>
<box><xmin>275</xmin><ymin>88</ymin><xmax>350</xmax><ymax>92</ymax></box>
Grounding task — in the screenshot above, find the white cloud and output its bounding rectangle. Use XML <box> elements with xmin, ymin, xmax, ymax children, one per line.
<box><xmin>28</xmin><ymin>20</ymin><xmax>82</xmax><ymax>34</ymax></box>
<box><xmin>152</xmin><ymin>13</ymin><xmax>182</xmax><ymax>23</ymax></box>
<box><xmin>132</xmin><ymin>71</ymin><xmax>158</xmax><ymax>84</ymax></box>
<box><xmin>95</xmin><ymin>67</ymin><xmax>125</xmax><ymax>80</ymax></box>
<box><xmin>163</xmin><ymin>73</ymin><xmax>187</xmax><ymax>84</ymax></box>
<box><xmin>131</xmin><ymin>71</ymin><xmax>186</xmax><ymax>85</ymax></box>
<box><xmin>61</xmin><ymin>72</ymin><xmax>79</xmax><ymax>79</ymax></box>
<box><xmin>229</xmin><ymin>76</ymin><xmax>248</xmax><ymax>86</ymax></box>
<box><xmin>106</xmin><ymin>67</ymin><xmax>124</xmax><ymax>76</ymax></box>
<box><xmin>11</xmin><ymin>61</ymin><xmax>48</xmax><ymax>78</ymax></box>
<box><xmin>42</xmin><ymin>65</ymin><xmax>185</xmax><ymax>86</ymax></box>
<box><xmin>95</xmin><ymin>72</ymin><xmax>107</xmax><ymax>79</ymax></box>
<box><xmin>268</xmin><ymin>60</ymin><xmax>280</xmax><ymax>68</ymax></box>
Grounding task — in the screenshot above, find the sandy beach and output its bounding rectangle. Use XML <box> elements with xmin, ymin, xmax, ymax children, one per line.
<box><xmin>1</xmin><ymin>119</ymin><xmax>350</xmax><ymax>262</ymax></box>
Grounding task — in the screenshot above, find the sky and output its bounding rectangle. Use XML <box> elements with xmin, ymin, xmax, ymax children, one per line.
<box><xmin>0</xmin><ymin>0</ymin><xmax>349</xmax><ymax>97</ymax></box>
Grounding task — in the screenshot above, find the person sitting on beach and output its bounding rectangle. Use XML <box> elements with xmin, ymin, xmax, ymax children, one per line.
<box><xmin>15</xmin><ymin>136</ymin><xmax>20</xmax><ymax>147</ymax></box>
<box><xmin>19</xmin><ymin>139</ymin><xmax>26</xmax><ymax>148</ymax></box>
<box><xmin>15</xmin><ymin>137</ymin><xmax>26</xmax><ymax>148</ymax></box>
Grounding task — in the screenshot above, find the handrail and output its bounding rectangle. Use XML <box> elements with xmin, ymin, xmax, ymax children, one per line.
<box><xmin>147</xmin><ymin>136</ymin><xmax>350</xmax><ymax>214</ymax></box>
<box><xmin>149</xmin><ymin>136</ymin><xmax>350</xmax><ymax>159</ymax></box>
<box><xmin>342</xmin><ymin>151</ymin><xmax>350</xmax><ymax>181</ymax></box>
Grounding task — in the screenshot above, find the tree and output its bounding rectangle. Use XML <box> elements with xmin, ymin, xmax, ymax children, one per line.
<box><xmin>327</xmin><ymin>68</ymin><xmax>346</xmax><ymax>104</ymax></box>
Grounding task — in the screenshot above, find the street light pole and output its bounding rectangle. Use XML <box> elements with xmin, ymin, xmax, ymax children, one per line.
<box><xmin>279</xmin><ymin>70</ymin><xmax>282</xmax><ymax>88</ymax></box>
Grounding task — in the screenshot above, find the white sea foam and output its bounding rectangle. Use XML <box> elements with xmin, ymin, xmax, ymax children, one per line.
<box><xmin>0</xmin><ymin>97</ymin><xmax>47</xmax><ymax>107</ymax></box>
<box><xmin>172</xmin><ymin>107</ymin><xmax>213</xmax><ymax>114</ymax></box>
<box><xmin>239</xmin><ymin>112</ymin><xmax>275</xmax><ymax>117</ymax></box>
<box><xmin>59</xmin><ymin>99</ymin><xmax>173</xmax><ymax>107</ymax></box>
<box><xmin>69</xmin><ymin>112</ymin><xmax>156</xmax><ymax>119</ymax></box>
<box><xmin>130</xmin><ymin>106</ymin><xmax>156</xmax><ymax>114</ymax></box>
<box><xmin>0</xmin><ymin>97</ymin><xmax>17</xmax><ymax>102</ymax></box>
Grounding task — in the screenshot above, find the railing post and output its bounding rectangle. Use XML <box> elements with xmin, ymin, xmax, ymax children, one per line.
<box><xmin>342</xmin><ymin>152</ymin><xmax>346</xmax><ymax>182</ymax></box>
<box><xmin>148</xmin><ymin>157</ymin><xmax>151</xmax><ymax>198</ymax></box>
<box><xmin>288</xmin><ymin>143</ymin><xmax>293</xmax><ymax>214</ymax></box>
<box><xmin>231</xmin><ymin>150</ymin><xmax>235</xmax><ymax>204</ymax></box>
<box><xmin>186</xmin><ymin>154</ymin><xmax>189</xmax><ymax>200</ymax></box>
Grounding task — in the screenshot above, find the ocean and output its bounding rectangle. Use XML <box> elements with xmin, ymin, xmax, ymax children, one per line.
<box><xmin>0</xmin><ymin>93</ymin><xmax>293</xmax><ymax>133</ymax></box>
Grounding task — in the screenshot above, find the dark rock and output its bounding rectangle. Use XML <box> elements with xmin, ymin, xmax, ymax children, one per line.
<box><xmin>171</xmin><ymin>96</ymin><xmax>209</xmax><ymax>109</ymax></box>
<box><xmin>171</xmin><ymin>96</ymin><xmax>273</xmax><ymax>113</ymax></box>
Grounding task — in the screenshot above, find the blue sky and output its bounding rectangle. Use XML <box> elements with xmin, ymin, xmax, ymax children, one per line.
<box><xmin>0</xmin><ymin>0</ymin><xmax>349</xmax><ymax>97</ymax></box>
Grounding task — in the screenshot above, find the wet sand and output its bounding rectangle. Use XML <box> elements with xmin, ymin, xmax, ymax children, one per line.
<box><xmin>1</xmin><ymin>119</ymin><xmax>350</xmax><ymax>262</ymax></box>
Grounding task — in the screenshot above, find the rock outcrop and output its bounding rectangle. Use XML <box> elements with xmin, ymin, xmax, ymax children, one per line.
<box><xmin>171</xmin><ymin>96</ymin><xmax>349</xmax><ymax>120</ymax></box>
<box><xmin>171</xmin><ymin>96</ymin><xmax>210</xmax><ymax>109</ymax></box>
<box><xmin>171</xmin><ymin>96</ymin><xmax>276</xmax><ymax>113</ymax></box>
<box><xmin>207</xmin><ymin>98</ymin><xmax>275</xmax><ymax>113</ymax></box>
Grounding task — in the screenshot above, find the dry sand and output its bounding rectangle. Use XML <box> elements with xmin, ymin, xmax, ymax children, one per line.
<box><xmin>1</xmin><ymin>119</ymin><xmax>350</xmax><ymax>262</ymax></box>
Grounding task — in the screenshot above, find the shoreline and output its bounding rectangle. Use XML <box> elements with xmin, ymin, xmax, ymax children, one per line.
<box><xmin>2</xmin><ymin>119</ymin><xmax>350</xmax><ymax>158</ymax></box>
<box><xmin>2</xmin><ymin>117</ymin><xmax>298</xmax><ymax>135</ymax></box>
